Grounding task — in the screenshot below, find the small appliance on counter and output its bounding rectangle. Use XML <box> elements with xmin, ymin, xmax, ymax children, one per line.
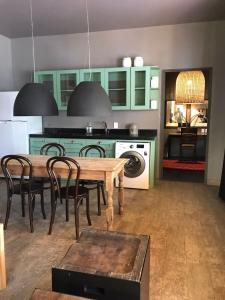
<box><xmin>86</xmin><ymin>122</ymin><xmax>93</xmax><ymax>135</ymax></box>
<box><xmin>129</xmin><ymin>123</ymin><xmax>139</xmax><ymax>137</ymax></box>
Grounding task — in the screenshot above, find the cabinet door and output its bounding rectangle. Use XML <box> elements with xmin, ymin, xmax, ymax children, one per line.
<box><xmin>56</xmin><ymin>70</ymin><xmax>80</xmax><ymax>111</ymax></box>
<box><xmin>60</xmin><ymin>139</ymin><xmax>85</xmax><ymax>156</ymax></box>
<box><xmin>29</xmin><ymin>137</ymin><xmax>60</xmax><ymax>154</ymax></box>
<box><xmin>35</xmin><ymin>71</ymin><xmax>58</xmax><ymax>103</ymax></box>
<box><xmin>80</xmin><ymin>68</ymin><xmax>105</xmax><ymax>89</ymax></box>
<box><xmin>104</xmin><ymin>68</ymin><xmax>131</xmax><ymax>110</ymax></box>
<box><xmin>130</xmin><ymin>67</ymin><xmax>150</xmax><ymax>110</ymax></box>
<box><xmin>84</xmin><ymin>139</ymin><xmax>116</xmax><ymax>158</ymax></box>
<box><xmin>149</xmin><ymin>67</ymin><xmax>160</xmax><ymax>110</ymax></box>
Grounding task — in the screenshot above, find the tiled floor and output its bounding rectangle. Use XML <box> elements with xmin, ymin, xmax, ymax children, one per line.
<box><xmin>0</xmin><ymin>179</ymin><xmax>225</xmax><ymax>299</ymax></box>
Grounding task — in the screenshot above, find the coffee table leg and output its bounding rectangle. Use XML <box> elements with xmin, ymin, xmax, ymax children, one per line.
<box><xmin>118</xmin><ymin>168</ymin><xmax>124</xmax><ymax>215</ymax></box>
<box><xmin>105</xmin><ymin>172</ymin><xmax>114</xmax><ymax>230</ymax></box>
<box><xmin>0</xmin><ymin>224</ymin><xmax>6</xmax><ymax>289</ymax></box>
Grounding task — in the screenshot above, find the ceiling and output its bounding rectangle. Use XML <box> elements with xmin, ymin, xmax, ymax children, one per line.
<box><xmin>0</xmin><ymin>0</ymin><xmax>225</xmax><ymax>38</ymax></box>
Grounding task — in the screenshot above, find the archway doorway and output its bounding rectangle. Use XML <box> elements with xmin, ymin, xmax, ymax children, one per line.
<box><xmin>161</xmin><ymin>68</ymin><xmax>212</xmax><ymax>182</ymax></box>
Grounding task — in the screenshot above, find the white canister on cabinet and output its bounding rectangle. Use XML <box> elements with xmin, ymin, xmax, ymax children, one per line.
<box><xmin>122</xmin><ymin>57</ymin><xmax>132</xmax><ymax>67</ymax></box>
<box><xmin>134</xmin><ymin>56</ymin><xmax>144</xmax><ymax>67</ymax></box>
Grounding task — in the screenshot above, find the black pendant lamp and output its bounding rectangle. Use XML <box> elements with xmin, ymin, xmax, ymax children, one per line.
<box><xmin>67</xmin><ymin>81</ymin><xmax>111</xmax><ymax>116</ymax></box>
<box><xmin>67</xmin><ymin>0</ymin><xmax>112</xmax><ymax>116</ymax></box>
<box><xmin>14</xmin><ymin>83</ymin><xmax>58</xmax><ymax>116</ymax></box>
<box><xmin>13</xmin><ymin>0</ymin><xmax>58</xmax><ymax>116</ymax></box>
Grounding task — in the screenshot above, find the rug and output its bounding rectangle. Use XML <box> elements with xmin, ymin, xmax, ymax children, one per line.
<box><xmin>163</xmin><ymin>159</ymin><xmax>205</xmax><ymax>171</ymax></box>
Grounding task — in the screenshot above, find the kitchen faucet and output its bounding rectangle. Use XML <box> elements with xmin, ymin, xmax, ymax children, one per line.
<box><xmin>102</xmin><ymin>121</ymin><xmax>108</xmax><ymax>134</ymax></box>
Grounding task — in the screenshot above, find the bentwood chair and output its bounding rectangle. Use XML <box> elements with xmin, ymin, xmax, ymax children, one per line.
<box><xmin>36</xmin><ymin>143</ymin><xmax>65</xmax><ymax>203</ymax></box>
<box><xmin>1</xmin><ymin>155</ymin><xmax>46</xmax><ymax>233</ymax></box>
<box><xmin>79</xmin><ymin>145</ymin><xmax>106</xmax><ymax>216</ymax></box>
<box><xmin>179</xmin><ymin>127</ymin><xmax>198</xmax><ymax>162</ymax></box>
<box><xmin>40</xmin><ymin>143</ymin><xmax>65</xmax><ymax>156</ymax></box>
<box><xmin>46</xmin><ymin>156</ymin><xmax>91</xmax><ymax>239</ymax></box>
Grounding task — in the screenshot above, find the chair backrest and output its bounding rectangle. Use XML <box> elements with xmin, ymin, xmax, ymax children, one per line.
<box><xmin>40</xmin><ymin>143</ymin><xmax>65</xmax><ymax>156</ymax></box>
<box><xmin>1</xmin><ymin>155</ymin><xmax>32</xmax><ymax>195</ymax></box>
<box><xmin>180</xmin><ymin>127</ymin><xmax>198</xmax><ymax>145</ymax></box>
<box><xmin>46</xmin><ymin>156</ymin><xmax>80</xmax><ymax>199</ymax></box>
<box><xmin>79</xmin><ymin>145</ymin><xmax>106</xmax><ymax>158</ymax></box>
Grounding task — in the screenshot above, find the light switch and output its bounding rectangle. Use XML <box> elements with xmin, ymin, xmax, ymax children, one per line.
<box><xmin>114</xmin><ymin>122</ymin><xmax>118</xmax><ymax>129</ymax></box>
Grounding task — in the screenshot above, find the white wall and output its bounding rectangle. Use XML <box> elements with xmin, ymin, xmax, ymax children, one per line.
<box><xmin>11</xmin><ymin>21</ymin><xmax>225</xmax><ymax>185</ymax></box>
<box><xmin>0</xmin><ymin>35</ymin><xmax>13</xmax><ymax>90</ymax></box>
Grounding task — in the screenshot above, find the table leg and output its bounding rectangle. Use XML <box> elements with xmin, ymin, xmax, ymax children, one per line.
<box><xmin>105</xmin><ymin>172</ymin><xmax>114</xmax><ymax>231</ymax></box>
<box><xmin>0</xmin><ymin>224</ymin><xmax>6</xmax><ymax>289</ymax></box>
<box><xmin>118</xmin><ymin>168</ymin><xmax>124</xmax><ymax>215</ymax></box>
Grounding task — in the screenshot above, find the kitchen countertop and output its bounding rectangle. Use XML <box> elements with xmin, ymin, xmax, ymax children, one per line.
<box><xmin>30</xmin><ymin>128</ymin><xmax>157</xmax><ymax>140</ymax></box>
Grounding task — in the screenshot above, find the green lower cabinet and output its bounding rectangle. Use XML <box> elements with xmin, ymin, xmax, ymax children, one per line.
<box><xmin>149</xmin><ymin>139</ymin><xmax>156</xmax><ymax>188</ymax></box>
<box><xmin>29</xmin><ymin>137</ymin><xmax>60</xmax><ymax>155</ymax></box>
<box><xmin>30</xmin><ymin>138</ymin><xmax>115</xmax><ymax>158</ymax></box>
<box><xmin>59</xmin><ymin>139</ymin><xmax>85</xmax><ymax>156</ymax></box>
<box><xmin>83</xmin><ymin>139</ymin><xmax>116</xmax><ymax>158</ymax></box>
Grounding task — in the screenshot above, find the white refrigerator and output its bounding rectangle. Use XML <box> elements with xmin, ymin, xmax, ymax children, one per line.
<box><xmin>0</xmin><ymin>91</ymin><xmax>43</xmax><ymax>156</ymax></box>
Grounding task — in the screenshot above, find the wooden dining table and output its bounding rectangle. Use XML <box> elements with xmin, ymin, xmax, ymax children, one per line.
<box><xmin>1</xmin><ymin>154</ymin><xmax>127</xmax><ymax>229</ymax></box>
<box><xmin>0</xmin><ymin>154</ymin><xmax>127</xmax><ymax>289</ymax></box>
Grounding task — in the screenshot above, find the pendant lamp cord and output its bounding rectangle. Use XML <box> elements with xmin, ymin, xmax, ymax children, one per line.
<box><xmin>85</xmin><ymin>0</ymin><xmax>91</xmax><ymax>80</ymax></box>
<box><xmin>29</xmin><ymin>0</ymin><xmax>36</xmax><ymax>81</ymax></box>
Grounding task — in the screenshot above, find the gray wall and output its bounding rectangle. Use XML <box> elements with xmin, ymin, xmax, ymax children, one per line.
<box><xmin>11</xmin><ymin>21</ymin><xmax>225</xmax><ymax>185</ymax></box>
<box><xmin>0</xmin><ymin>35</ymin><xmax>13</xmax><ymax>90</ymax></box>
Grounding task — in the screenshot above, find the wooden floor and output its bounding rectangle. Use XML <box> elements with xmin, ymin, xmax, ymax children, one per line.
<box><xmin>0</xmin><ymin>179</ymin><xmax>225</xmax><ymax>299</ymax></box>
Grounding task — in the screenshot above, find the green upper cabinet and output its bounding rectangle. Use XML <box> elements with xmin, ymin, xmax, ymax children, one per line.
<box><xmin>35</xmin><ymin>66</ymin><xmax>160</xmax><ymax>111</ymax></box>
<box><xmin>79</xmin><ymin>68</ymin><xmax>105</xmax><ymax>89</ymax></box>
<box><xmin>149</xmin><ymin>67</ymin><xmax>160</xmax><ymax>110</ymax></box>
<box><xmin>34</xmin><ymin>71</ymin><xmax>58</xmax><ymax>103</ymax></box>
<box><xmin>35</xmin><ymin>70</ymin><xmax>79</xmax><ymax>110</ymax></box>
<box><xmin>56</xmin><ymin>70</ymin><xmax>80</xmax><ymax>110</ymax></box>
<box><xmin>130</xmin><ymin>67</ymin><xmax>151</xmax><ymax>110</ymax></box>
<box><xmin>104</xmin><ymin>67</ymin><xmax>131</xmax><ymax>110</ymax></box>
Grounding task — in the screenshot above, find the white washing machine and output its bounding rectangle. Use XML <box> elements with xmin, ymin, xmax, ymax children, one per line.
<box><xmin>115</xmin><ymin>141</ymin><xmax>150</xmax><ymax>189</ymax></box>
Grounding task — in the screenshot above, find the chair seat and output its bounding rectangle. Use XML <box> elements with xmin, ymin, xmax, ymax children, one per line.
<box><xmin>13</xmin><ymin>180</ymin><xmax>44</xmax><ymax>194</ymax></box>
<box><xmin>33</xmin><ymin>177</ymin><xmax>50</xmax><ymax>184</ymax></box>
<box><xmin>59</xmin><ymin>185</ymin><xmax>89</xmax><ymax>198</ymax></box>
<box><xmin>181</xmin><ymin>143</ymin><xmax>196</xmax><ymax>148</ymax></box>
<box><xmin>79</xmin><ymin>179</ymin><xmax>103</xmax><ymax>186</ymax></box>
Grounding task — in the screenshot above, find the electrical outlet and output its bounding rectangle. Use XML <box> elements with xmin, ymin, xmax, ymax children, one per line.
<box><xmin>113</xmin><ymin>122</ymin><xmax>118</xmax><ymax>129</ymax></box>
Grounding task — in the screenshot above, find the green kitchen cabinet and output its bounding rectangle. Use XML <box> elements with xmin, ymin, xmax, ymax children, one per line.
<box><xmin>149</xmin><ymin>67</ymin><xmax>160</xmax><ymax>109</ymax></box>
<box><xmin>34</xmin><ymin>71</ymin><xmax>58</xmax><ymax>103</ymax></box>
<box><xmin>56</xmin><ymin>70</ymin><xmax>80</xmax><ymax>110</ymax></box>
<box><xmin>130</xmin><ymin>67</ymin><xmax>151</xmax><ymax>110</ymax></box>
<box><xmin>82</xmin><ymin>139</ymin><xmax>116</xmax><ymax>158</ymax></box>
<box><xmin>30</xmin><ymin>137</ymin><xmax>60</xmax><ymax>155</ymax></box>
<box><xmin>30</xmin><ymin>137</ymin><xmax>115</xmax><ymax>158</ymax></box>
<box><xmin>104</xmin><ymin>67</ymin><xmax>131</xmax><ymax>110</ymax></box>
<box><xmin>35</xmin><ymin>66</ymin><xmax>160</xmax><ymax>111</ymax></box>
<box><xmin>59</xmin><ymin>139</ymin><xmax>85</xmax><ymax>156</ymax></box>
<box><xmin>35</xmin><ymin>70</ymin><xmax>79</xmax><ymax>111</ymax></box>
<box><xmin>79</xmin><ymin>68</ymin><xmax>105</xmax><ymax>89</ymax></box>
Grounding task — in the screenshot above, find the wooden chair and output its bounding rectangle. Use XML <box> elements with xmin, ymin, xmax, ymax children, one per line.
<box><xmin>1</xmin><ymin>155</ymin><xmax>46</xmax><ymax>233</ymax></box>
<box><xmin>46</xmin><ymin>156</ymin><xmax>91</xmax><ymax>239</ymax></box>
<box><xmin>37</xmin><ymin>143</ymin><xmax>65</xmax><ymax>203</ymax></box>
<box><xmin>79</xmin><ymin>145</ymin><xmax>106</xmax><ymax>216</ymax></box>
<box><xmin>179</xmin><ymin>127</ymin><xmax>198</xmax><ymax>162</ymax></box>
<box><xmin>40</xmin><ymin>143</ymin><xmax>65</xmax><ymax>156</ymax></box>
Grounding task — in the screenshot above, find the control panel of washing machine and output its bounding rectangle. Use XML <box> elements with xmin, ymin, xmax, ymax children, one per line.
<box><xmin>130</xmin><ymin>144</ymin><xmax>144</xmax><ymax>149</ymax></box>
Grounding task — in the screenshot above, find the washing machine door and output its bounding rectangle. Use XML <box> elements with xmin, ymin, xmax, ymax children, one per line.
<box><xmin>120</xmin><ymin>151</ymin><xmax>145</xmax><ymax>178</ymax></box>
